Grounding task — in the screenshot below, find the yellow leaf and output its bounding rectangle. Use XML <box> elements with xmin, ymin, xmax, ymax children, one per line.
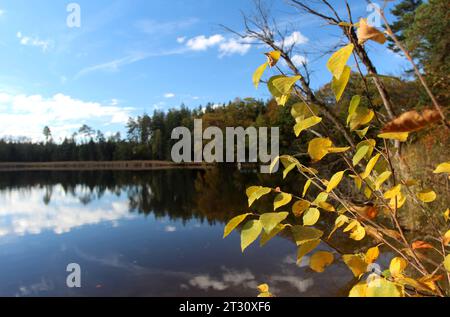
<box><xmin>241</xmin><ymin>220</ymin><xmax>263</xmax><ymax>252</ymax></box>
<box><xmin>384</xmin><ymin>184</ymin><xmax>402</xmax><ymax>199</ymax></box>
<box><xmin>357</xmin><ymin>18</ymin><xmax>387</xmax><ymax>45</ymax></box>
<box><xmin>433</xmin><ymin>162</ymin><xmax>450</xmax><ymax>174</ymax></box>
<box><xmin>349</xmin><ymin>107</ymin><xmax>374</xmax><ymax>131</ymax></box>
<box><xmin>313</xmin><ymin>192</ymin><xmax>329</xmax><ymax>205</ymax></box>
<box><xmin>350</xmin><ymin>225</ymin><xmax>366</xmax><ymax>241</ymax></box>
<box><xmin>272</xmin><ymin>75</ymin><xmax>301</xmax><ymax>95</ymax></box>
<box><xmin>326</xmin><ymin>171</ymin><xmax>345</xmax><ymax>193</ymax></box>
<box><xmin>294</xmin><ymin>116</ymin><xmax>322</xmax><ymax>137</ymax></box>
<box><xmin>366</xmin><ymin>277</ymin><xmax>404</xmax><ymax>297</ymax></box>
<box><xmin>365</xmin><ymin>246</ymin><xmax>380</xmax><ymax>264</ymax></box>
<box><xmin>349</xmin><ymin>95</ymin><xmax>361</xmax><ymax>117</ymax></box>
<box><xmin>445</xmin><ymin>255</ymin><xmax>450</xmax><ymax>273</ymax></box>
<box><xmin>319</xmin><ymin>201</ymin><xmax>335</xmax><ymax>212</ymax></box>
<box><xmin>389</xmin><ymin>257</ymin><xmax>407</xmax><ymax>277</ymax></box>
<box><xmin>303</xmin><ymin>179</ymin><xmax>312</xmax><ymax>197</ymax></box>
<box><xmin>328</xmin><ymin>146</ymin><xmax>351</xmax><ymax>153</ymax></box>
<box><xmin>273</xmin><ymin>192</ymin><xmax>292</xmax><ymax>211</ymax></box>
<box><xmin>253</xmin><ymin>63</ymin><xmax>268</xmax><ymax>89</ymax></box>
<box><xmin>349</xmin><ymin>282</ymin><xmax>368</xmax><ymax>297</ymax></box>
<box><xmin>303</xmin><ymin>208</ymin><xmax>320</xmax><ymax>226</ymax></box>
<box><xmin>291</xmin><ymin>102</ymin><xmax>319</xmax><ymax>121</ymax></box>
<box><xmin>260</xmin><ymin>224</ymin><xmax>287</xmax><ymax>247</ymax></box>
<box><xmin>247</xmin><ymin>186</ymin><xmax>272</xmax><ymax>207</ymax></box>
<box><xmin>265</xmin><ymin>50</ymin><xmax>281</xmax><ymax>67</ymax></box>
<box><xmin>309</xmin><ymin>251</ymin><xmax>334</xmax><ymax>273</ymax></box>
<box><xmin>292</xmin><ymin>200</ymin><xmax>311</xmax><ymax>217</ymax></box>
<box><xmin>361</xmin><ymin>153</ymin><xmax>381</xmax><ymax>179</ymax></box>
<box><xmin>257</xmin><ymin>283</ymin><xmax>269</xmax><ymax>293</ymax></box>
<box><xmin>356</xmin><ymin>126</ymin><xmax>370</xmax><ymax>139</ymax></box>
<box><xmin>260</xmin><ymin>212</ymin><xmax>289</xmax><ymax>234</ymax></box>
<box><xmin>267</xmin><ymin>75</ymin><xmax>291</xmax><ymax>106</ymax></box>
<box><xmin>374</xmin><ymin>171</ymin><xmax>392</xmax><ymax>190</ymax></box>
<box><xmin>327</xmin><ymin>44</ymin><xmax>354</xmax><ymax>80</ymax></box>
<box><xmin>282</xmin><ymin>163</ymin><xmax>296</xmax><ymax>179</ymax></box>
<box><xmin>297</xmin><ymin>240</ymin><xmax>321</xmax><ymax>264</ymax></box>
<box><xmin>308</xmin><ymin>137</ymin><xmax>332</xmax><ymax>162</ymax></box>
<box><xmin>343</xmin><ymin>254</ymin><xmax>368</xmax><ymax>278</ymax></box>
<box><xmin>332</xmin><ymin>65</ymin><xmax>351</xmax><ymax>102</ymax></box>
<box><xmin>291</xmin><ymin>225</ymin><xmax>323</xmax><ymax>246</ymax></box>
<box><xmin>417</xmin><ymin>189</ymin><xmax>437</xmax><ymax>203</ymax></box>
<box><xmin>444</xmin><ymin>209</ymin><xmax>450</xmax><ymax>222</ymax></box>
<box><xmin>223</xmin><ymin>213</ymin><xmax>252</xmax><ymax>238</ymax></box>
<box><xmin>378</xmin><ymin>132</ymin><xmax>409</xmax><ymax>142</ymax></box>
<box><xmin>443</xmin><ymin>230</ymin><xmax>450</xmax><ymax>246</ymax></box>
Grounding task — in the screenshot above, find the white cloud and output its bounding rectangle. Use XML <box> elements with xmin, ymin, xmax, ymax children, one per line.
<box><xmin>164</xmin><ymin>93</ymin><xmax>175</xmax><ymax>98</ymax></box>
<box><xmin>186</xmin><ymin>34</ymin><xmax>224</xmax><ymax>51</ymax></box>
<box><xmin>164</xmin><ymin>225</ymin><xmax>177</xmax><ymax>232</ymax></box>
<box><xmin>218</xmin><ymin>38</ymin><xmax>251</xmax><ymax>57</ymax></box>
<box><xmin>276</xmin><ymin>31</ymin><xmax>308</xmax><ymax>48</ymax></box>
<box><xmin>16</xmin><ymin>31</ymin><xmax>52</xmax><ymax>52</ymax></box>
<box><xmin>177</xmin><ymin>36</ymin><xmax>186</xmax><ymax>44</ymax></box>
<box><xmin>0</xmin><ymin>9</ymin><xmax>5</xmax><ymax>17</ymax></box>
<box><xmin>0</xmin><ymin>185</ymin><xmax>132</xmax><ymax>237</ymax></box>
<box><xmin>0</xmin><ymin>92</ymin><xmax>133</xmax><ymax>141</ymax></box>
<box><xmin>291</xmin><ymin>54</ymin><xmax>308</xmax><ymax>66</ymax></box>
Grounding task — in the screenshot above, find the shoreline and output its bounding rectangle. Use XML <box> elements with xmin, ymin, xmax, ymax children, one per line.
<box><xmin>0</xmin><ymin>161</ymin><xmax>213</xmax><ymax>171</ymax></box>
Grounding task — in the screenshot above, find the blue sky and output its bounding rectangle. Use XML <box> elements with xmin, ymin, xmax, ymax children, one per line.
<box><xmin>0</xmin><ymin>0</ymin><xmax>408</xmax><ymax>141</ymax></box>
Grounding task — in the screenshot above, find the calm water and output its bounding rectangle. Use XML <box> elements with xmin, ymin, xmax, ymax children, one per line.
<box><xmin>0</xmin><ymin>168</ymin><xmax>359</xmax><ymax>297</ymax></box>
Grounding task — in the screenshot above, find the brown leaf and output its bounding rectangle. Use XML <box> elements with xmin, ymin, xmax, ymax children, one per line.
<box><xmin>382</xmin><ymin>109</ymin><xmax>441</xmax><ymax>133</ymax></box>
<box><xmin>412</xmin><ymin>240</ymin><xmax>433</xmax><ymax>250</ymax></box>
<box><xmin>357</xmin><ymin>19</ymin><xmax>386</xmax><ymax>45</ymax></box>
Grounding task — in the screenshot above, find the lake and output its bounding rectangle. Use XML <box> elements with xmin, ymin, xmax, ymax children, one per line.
<box><xmin>0</xmin><ymin>168</ymin><xmax>361</xmax><ymax>297</ymax></box>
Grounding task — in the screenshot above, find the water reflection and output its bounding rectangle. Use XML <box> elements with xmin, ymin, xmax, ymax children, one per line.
<box><xmin>0</xmin><ymin>168</ymin><xmax>355</xmax><ymax>296</ymax></box>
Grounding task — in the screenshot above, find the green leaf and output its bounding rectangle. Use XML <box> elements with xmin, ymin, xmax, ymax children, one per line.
<box><xmin>331</xmin><ymin>65</ymin><xmax>351</xmax><ymax>102</ymax></box>
<box><xmin>247</xmin><ymin>186</ymin><xmax>272</xmax><ymax>207</ymax></box>
<box><xmin>253</xmin><ymin>63</ymin><xmax>268</xmax><ymax>89</ymax></box>
<box><xmin>241</xmin><ymin>220</ymin><xmax>263</xmax><ymax>252</ymax></box>
<box><xmin>274</xmin><ymin>192</ymin><xmax>292</xmax><ymax>211</ymax></box>
<box><xmin>303</xmin><ymin>208</ymin><xmax>320</xmax><ymax>226</ymax></box>
<box><xmin>353</xmin><ymin>145</ymin><xmax>369</xmax><ymax>166</ymax></box>
<box><xmin>294</xmin><ymin>116</ymin><xmax>322</xmax><ymax>137</ymax></box>
<box><xmin>297</xmin><ymin>239</ymin><xmax>321</xmax><ymax>264</ymax></box>
<box><xmin>223</xmin><ymin>213</ymin><xmax>252</xmax><ymax>238</ymax></box>
<box><xmin>260</xmin><ymin>224</ymin><xmax>287</xmax><ymax>247</ymax></box>
<box><xmin>260</xmin><ymin>212</ymin><xmax>289</xmax><ymax>234</ymax></box>
<box><xmin>327</xmin><ymin>44</ymin><xmax>354</xmax><ymax>80</ymax></box>
<box><xmin>291</xmin><ymin>225</ymin><xmax>323</xmax><ymax>246</ymax></box>
<box><xmin>326</xmin><ymin>171</ymin><xmax>345</xmax><ymax>193</ymax></box>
